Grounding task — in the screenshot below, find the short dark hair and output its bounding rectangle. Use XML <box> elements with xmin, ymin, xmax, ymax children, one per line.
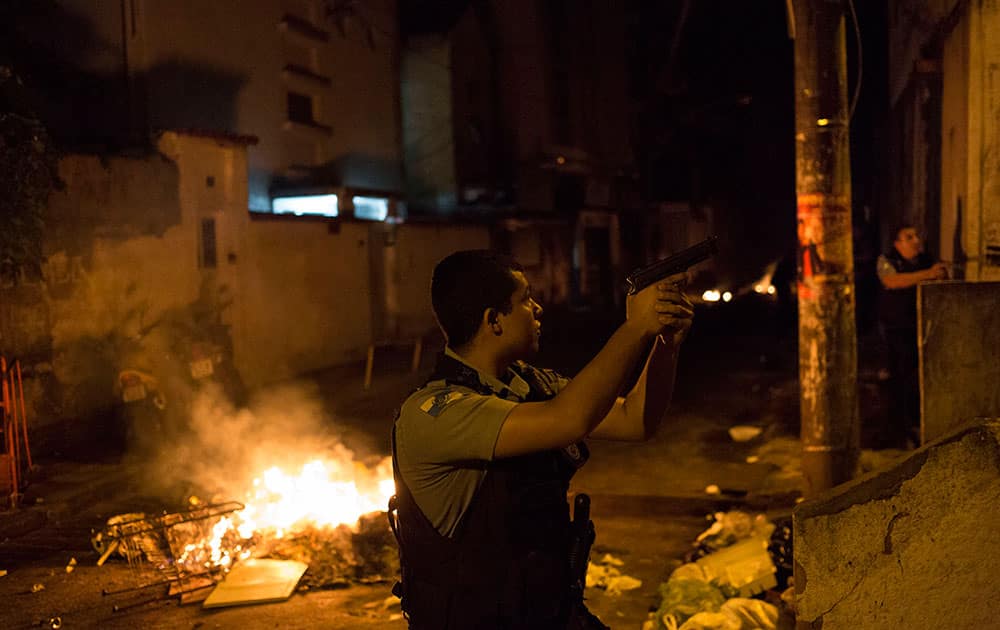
<box><xmin>431</xmin><ymin>250</ymin><xmax>523</xmax><ymax>348</ymax></box>
<box><xmin>893</xmin><ymin>224</ymin><xmax>917</xmax><ymax>240</ymax></box>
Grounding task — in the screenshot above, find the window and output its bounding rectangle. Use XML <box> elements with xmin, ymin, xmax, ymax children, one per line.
<box><xmin>352</xmin><ymin>196</ymin><xmax>388</xmax><ymax>221</ymax></box>
<box><xmin>287</xmin><ymin>91</ymin><xmax>315</xmax><ymax>125</ymax></box>
<box><xmin>272</xmin><ymin>194</ymin><xmax>339</xmax><ymax>217</ymax></box>
<box><xmin>200</xmin><ymin>218</ymin><xmax>217</xmax><ymax>268</ymax></box>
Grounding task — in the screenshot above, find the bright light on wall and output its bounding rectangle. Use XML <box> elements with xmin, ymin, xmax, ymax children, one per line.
<box><xmin>272</xmin><ymin>194</ymin><xmax>339</xmax><ymax>217</ymax></box>
<box><xmin>722</xmin><ymin>291</ymin><xmax>733</xmax><ymax>302</ymax></box>
<box><xmin>702</xmin><ymin>290</ymin><xmax>721</xmax><ymax>302</ymax></box>
<box><xmin>352</xmin><ymin>196</ymin><xmax>389</xmax><ymax>221</ymax></box>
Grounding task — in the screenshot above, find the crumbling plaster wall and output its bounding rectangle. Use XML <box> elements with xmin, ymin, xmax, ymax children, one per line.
<box><xmin>11</xmin><ymin>131</ymin><xmax>247</xmax><ymax>451</ymax></box>
<box><xmin>40</xmin><ymin>150</ymin><xmax>196</xmax><ymax>431</ymax></box>
<box><xmin>793</xmin><ymin>420</ymin><xmax>1000</xmax><ymax>629</ymax></box>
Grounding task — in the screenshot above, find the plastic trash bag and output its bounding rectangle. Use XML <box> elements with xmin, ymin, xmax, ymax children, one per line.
<box><xmin>676</xmin><ymin>598</ymin><xmax>778</xmax><ymax>630</ymax></box>
<box><xmin>655</xmin><ymin>577</ymin><xmax>727</xmax><ymax>629</ymax></box>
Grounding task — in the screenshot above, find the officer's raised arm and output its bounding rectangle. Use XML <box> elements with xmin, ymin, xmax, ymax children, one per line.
<box><xmin>493</xmin><ymin>279</ymin><xmax>691</xmax><ymax>458</ymax></box>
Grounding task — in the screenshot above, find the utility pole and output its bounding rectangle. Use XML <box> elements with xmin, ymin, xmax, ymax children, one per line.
<box><xmin>791</xmin><ymin>0</ymin><xmax>859</xmax><ymax>497</ymax></box>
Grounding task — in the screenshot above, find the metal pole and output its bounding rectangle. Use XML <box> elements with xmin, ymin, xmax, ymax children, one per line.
<box><xmin>792</xmin><ymin>0</ymin><xmax>859</xmax><ymax>497</ymax></box>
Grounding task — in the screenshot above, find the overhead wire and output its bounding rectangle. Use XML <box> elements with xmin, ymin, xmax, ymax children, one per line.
<box><xmin>846</xmin><ymin>0</ymin><xmax>863</xmax><ymax>121</ymax></box>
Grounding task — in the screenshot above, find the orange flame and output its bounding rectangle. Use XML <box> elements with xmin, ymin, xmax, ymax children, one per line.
<box><xmin>178</xmin><ymin>457</ymin><xmax>394</xmax><ymax>570</ymax></box>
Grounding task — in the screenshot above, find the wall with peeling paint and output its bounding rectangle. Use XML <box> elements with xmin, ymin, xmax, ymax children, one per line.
<box><xmin>1</xmin><ymin>132</ymin><xmax>250</xmax><ymax>453</ymax></box>
<box><xmin>793</xmin><ymin>419</ymin><xmax>1000</xmax><ymax>629</ymax></box>
<box><xmin>1</xmin><ymin>130</ymin><xmax>492</xmax><ymax>450</ymax></box>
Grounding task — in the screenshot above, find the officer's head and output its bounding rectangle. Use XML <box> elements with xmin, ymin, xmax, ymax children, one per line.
<box><xmin>432</xmin><ymin>250</ymin><xmax>541</xmax><ymax>353</ymax></box>
<box><xmin>893</xmin><ymin>225</ymin><xmax>922</xmax><ymax>259</ymax></box>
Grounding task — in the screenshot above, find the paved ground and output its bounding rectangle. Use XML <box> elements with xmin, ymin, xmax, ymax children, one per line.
<box><xmin>0</xmin><ymin>300</ymin><xmax>900</xmax><ymax>628</ymax></box>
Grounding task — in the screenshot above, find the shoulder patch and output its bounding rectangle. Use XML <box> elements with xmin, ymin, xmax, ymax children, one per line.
<box><xmin>419</xmin><ymin>391</ymin><xmax>466</xmax><ymax>417</ymax></box>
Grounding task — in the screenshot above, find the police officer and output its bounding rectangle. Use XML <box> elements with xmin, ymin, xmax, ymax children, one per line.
<box><xmin>877</xmin><ymin>225</ymin><xmax>948</xmax><ymax>447</ymax></box>
<box><xmin>390</xmin><ymin>250</ymin><xmax>693</xmax><ymax>629</ymax></box>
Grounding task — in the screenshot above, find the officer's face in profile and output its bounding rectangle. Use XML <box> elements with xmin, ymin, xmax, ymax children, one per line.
<box><xmin>501</xmin><ymin>270</ymin><xmax>544</xmax><ymax>357</ymax></box>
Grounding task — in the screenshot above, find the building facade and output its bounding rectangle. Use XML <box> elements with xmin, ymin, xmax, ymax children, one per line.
<box><xmin>52</xmin><ymin>0</ymin><xmax>403</xmax><ymax>211</ymax></box>
<box><xmin>888</xmin><ymin>0</ymin><xmax>1000</xmax><ymax>280</ymax></box>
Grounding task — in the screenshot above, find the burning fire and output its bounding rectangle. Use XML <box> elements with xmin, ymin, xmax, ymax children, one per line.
<box><xmin>177</xmin><ymin>457</ymin><xmax>395</xmax><ymax>570</ymax></box>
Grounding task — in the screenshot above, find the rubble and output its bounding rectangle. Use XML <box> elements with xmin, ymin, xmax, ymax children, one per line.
<box><xmin>645</xmin><ymin>511</ymin><xmax>794</xmax><ymax>630</ymax></box>
<box><xmin>586</xmin><ymin>553</ymin><xmax>643</xmax><ymax>596</ymax></box>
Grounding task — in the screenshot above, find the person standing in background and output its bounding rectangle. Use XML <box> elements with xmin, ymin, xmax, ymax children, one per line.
<box><xmin>876</xmin><ymin>225</ymin><xmax>948</xmax><ymax>448</ymax></box>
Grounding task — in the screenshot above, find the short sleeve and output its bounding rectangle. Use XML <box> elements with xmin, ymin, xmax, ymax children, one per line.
<box><xmin>876</xmin><ymin>255</ymin><xmax>897</xmax><ymax>282</ymax></box>
<box><xmin>395</xmin><ymin>385</ymin><xmax>520</xmax><ymax>536</ymax></box>
<box><xmin>398</xmin><ymin>386</ymin><xmax>517</xmax><ymax>464</ymax></box>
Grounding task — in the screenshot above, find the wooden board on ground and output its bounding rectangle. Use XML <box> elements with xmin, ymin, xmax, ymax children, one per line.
<box><xmin>202</xmin><ymin>559</ymin><xmax>308</xmax><ymax>609</ymax></box>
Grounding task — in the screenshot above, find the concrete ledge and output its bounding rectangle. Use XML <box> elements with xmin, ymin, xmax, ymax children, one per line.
<box><xmin>793</xmin><ymin>419</ymin><xmax>1000</xmax><ymax>629</ymax></box>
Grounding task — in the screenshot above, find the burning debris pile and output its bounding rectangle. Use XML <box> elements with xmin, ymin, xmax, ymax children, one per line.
<box><xmin>93</xmin><ymin>382</ymin><xmax>402</xmax><ymax>606</ymax></box>
<box><xmin>94</xmin><ymin>456</ymin><xmax>398</xmax><ymax>596</ymax></box>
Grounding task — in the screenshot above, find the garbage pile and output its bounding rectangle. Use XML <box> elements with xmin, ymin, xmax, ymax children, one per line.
<box><xmin>643</xmin><ymin>510</ymin><xmax>795</xmax><ymax>630</ymax></box>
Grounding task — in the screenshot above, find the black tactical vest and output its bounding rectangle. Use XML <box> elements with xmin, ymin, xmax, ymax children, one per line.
<box><xmin>879</xmin><ymin>249</ymin><xmax>933</xmax><ymax>330</ymax></box>
<box><xmin>391</xmin><ymin>353</ymin><xmax>589</xmax><ymax>629</ymax></box>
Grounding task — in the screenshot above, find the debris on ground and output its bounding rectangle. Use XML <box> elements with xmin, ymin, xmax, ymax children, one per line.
<box><xmin>65</xmin><ymin>558</ymin><xmax>77</xmax><ymax>573</ymax></box>
<box><xmin>750</xmin><ymin>437</ymin><xmax>803</xmax><ymax>494</ymax></box>
<box><xmin>727</xmin><ymin>426</ymin><xmax>762</xmax><ymax>442</ymax></box>
<box><xmin>586</xmin><ymin>553</ymin><xmax>643</xmax><ymax>596</ymax></box>
<box><xmin>202</xmin><ymin>559</ymin><xmax>307</xmax><ymax>609</ymax></box>
<box><xmin>672</xmin><ymin>597</ymin><xmax>778</xmax><ymax>629</ymax></box>
<box><xmin>0</xmin><ymin>569</ymin><xmax>7</xmax><ymax>578</ymax></box>
<box><xmin>693</xmin><ymin>511</ymin><xmax>773</xmax><ymax>554</ymax></box>
<box><xmin>649</xmin><ymin>576</ymin><xmax>727</xmax><ymax>629</ymax></box>
<box><xmin>644</xmin><ymin>511</ymin><xmax>795</xmax><ymax>630</ymax></box>
<box><xmin>31</xmin><ymin>582</ymin><xmax>45</xmax><ymax>593</ymax></box>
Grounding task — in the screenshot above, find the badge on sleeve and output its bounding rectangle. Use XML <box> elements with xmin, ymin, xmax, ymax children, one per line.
<box><xmin>419</xmin><ymin>391</ymin><xmax>465</xmax><ymax>417</ymax></box>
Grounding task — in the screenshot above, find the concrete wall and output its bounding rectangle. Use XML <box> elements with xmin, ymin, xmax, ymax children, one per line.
<box><xmin>235</xmin><ymin>218</ymin><xmax>490</xmax><ymax>387</ymax></box>
<box><xmin>793</xmin><ymin>419</ymin><xmax>1000</xmax><ymax>629</ymax></box>
<box><xmin>392</xmin><ymin>223</ymin><xmax>492</xmax><ymax>335</ymax></box>
<box><xmin>939</xmin><ymin>12</ymin><xmax>969</xmax><ymax>268</ymax></box>
<box><xmin>38</xmin><ymin>148</ymin><xmax>196</xmax><ymax>430</ymax></box>
<box><xmin>960</xmin><ymin>2</ymin><xmax>1000</xmax><ymax>280</ymax></box>
<box><xmin>918</xmin><ymin>281</ymin><xmax>1000</xmax><ymax>442</ymax></box>
<box><xmin>237</xmin><ymin>217</ymin><xmax>373</xmax><ymax>385</ymax></box>
<box><xmin>7</xmin><ymin>131</ymin><xmax>490</xmax><ymax>446</ymax></box>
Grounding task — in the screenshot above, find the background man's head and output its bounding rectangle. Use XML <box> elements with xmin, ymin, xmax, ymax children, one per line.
<box><xmin>893</xmin><ymin>225</ymin><xmax>923</xmax><ymax>260</ymax></box>
<box><xmin>431</xmin><ymin>250</ymin><xmax>523</xmax><ymax>349</ymax></box>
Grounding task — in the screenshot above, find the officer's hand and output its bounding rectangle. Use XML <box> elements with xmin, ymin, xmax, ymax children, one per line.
<box><xmin>626</xmin><ymin>273</ymin><xmax>694</xmax><ymax>344</ymax></box>
<box><xmin>929</xmin><ymin>262</ymin><xmax>948</xmax><ymax>280</ymax></box>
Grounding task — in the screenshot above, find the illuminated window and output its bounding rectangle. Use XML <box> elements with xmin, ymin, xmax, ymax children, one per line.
<box><xmin>272</xmin><ymin>194</ymin><xmax>339</xmax><ymax>217</ymax></box>
<box><xmin>352</xmin><ymin>196</ymin><xmax>388</xmax><ymax>221</ymax></box>
<box><xmin>287</xmin><ymin>91</ymin><xmax>314</xmax><ymax>125</ymax></box>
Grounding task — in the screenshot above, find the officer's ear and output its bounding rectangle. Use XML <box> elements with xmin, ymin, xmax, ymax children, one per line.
<box><xmin>484</xmin><ymin>308</ymin><xmax>502</xmax><ymax>336</ymax></box>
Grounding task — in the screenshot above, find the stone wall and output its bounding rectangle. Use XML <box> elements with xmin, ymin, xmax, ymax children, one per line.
<box><xmin>793</xmin><ymin>420</ymin><xmax>1000</xmax><ymax>629</ymax></box>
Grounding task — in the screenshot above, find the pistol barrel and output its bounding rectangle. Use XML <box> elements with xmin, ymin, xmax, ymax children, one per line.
<box><xmin>625</xmin><ymin>236</ymin><xmax>719</xmax><ymax>294</ymax></box>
